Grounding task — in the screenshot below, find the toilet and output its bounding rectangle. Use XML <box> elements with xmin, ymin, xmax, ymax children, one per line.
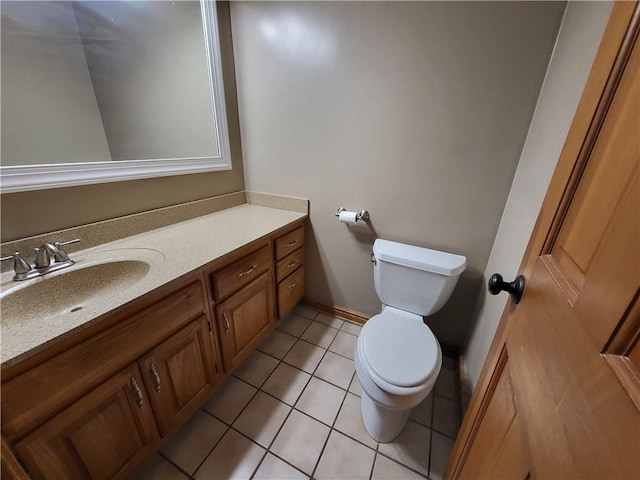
<box><xmin>355</xmin><ymin>239</ymin><xmax>466</xmax><ymax>442</ymax></box>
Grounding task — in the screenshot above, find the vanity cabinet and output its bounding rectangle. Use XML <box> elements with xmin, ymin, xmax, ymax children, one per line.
<box><xmin>1</xmin><ymin>277</ymin><xmax>220</xmax><ymax>479</ymax></box>
<box><xmin>274</xmin><ymin>225</ymin><xmax>305</xmax><ymax>319</ymax></box>
<box><xmin>1</xmin><ymin>216</ymin><xmax>307</xmax><ymax>480</ymax></box>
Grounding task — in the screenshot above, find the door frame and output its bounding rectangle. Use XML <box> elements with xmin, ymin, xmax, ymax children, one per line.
<box><xmin>446</xmin><ymin>2</ymin><xmax>640</xmax><ymax>477</ymax></box>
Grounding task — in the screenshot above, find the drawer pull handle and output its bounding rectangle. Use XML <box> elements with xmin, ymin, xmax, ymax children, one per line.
<box><xmin>238</xmin><ymin>264</ymin><xmax>258</xmax><ymax>278</ymax></box>
<box><xmin>131</xmin><ymin>377</ymin><xmax>144</xmax><ymax>408</ymax></box>
<box><xmin>288</xmin><ymin>280</ymin><xmax>299</xmax><ymax>289</ymax></box>
<box><xmin>223</xmin><ymin>311</ymin><xmax>231</xmax><ymax>335</ymax></box>
<box><xmin>150</xmin><ymin>363</ymin><xmax>161</xmax><ymax>393</ymax></box>
<box><xmin>286</xmin><ymin>260</ymin><xmax>298</xmax><ymax>269</ymax></box>
<box><xmin>285</xmin><ymin>240</ymin><xmax>298</xmax><ymax>248</ymax></box>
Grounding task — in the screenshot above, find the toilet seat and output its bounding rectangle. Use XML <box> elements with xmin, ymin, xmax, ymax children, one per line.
<box><xmin>361</xmin><ymin>311</ymin><xmax>440</xmax><ymax>389</ymax></box>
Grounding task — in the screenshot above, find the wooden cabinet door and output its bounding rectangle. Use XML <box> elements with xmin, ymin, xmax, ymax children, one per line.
<box><xmin>139</xmin><ymin>315</ymin><xmax>217</xmax><ymax>436</ymax></box>
<box><xmin>216</xmin><ymin>271</ymin><xmax>274</xmax><ymax>372</ymax></box>
<box><xmin>14</xmin><ymin>363</ymin><xmax>159</xmax><ymax>480</ymax></box>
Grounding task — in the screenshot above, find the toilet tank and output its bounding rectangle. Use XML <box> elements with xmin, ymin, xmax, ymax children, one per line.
<box><xmin>372</xmin><ymin>239</ymin><xmax>466</xmax><ymax>317</ymax></box>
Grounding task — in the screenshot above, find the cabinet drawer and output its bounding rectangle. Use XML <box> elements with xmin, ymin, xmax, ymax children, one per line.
<box><xmin>274</xmin><ymin>226</ymin><xmax>304</xmax><ymax>261</ymax></box>
<box><xmin>2</xmin><ymin>281</ymin><xmax>205</xmax><ymax>441</ymax></box>
<box><xmin>211</xmin><ymin>245</ymin><xmax>271</xmax><ymax>301</ymax></box>
<box><xmin>278</xmin><ymin>266</ymin><xmax>305</xmax><ymax>319</ymax></box>
<box><xmin>276</xmin><ymin>248</ymin><xmax>304</xmax><ymax>283</ymax></box>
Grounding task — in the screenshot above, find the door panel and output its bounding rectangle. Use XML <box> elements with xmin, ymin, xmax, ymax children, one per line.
<box><xmin>449</xmin><ymin>4</ymin><xmax>640</xmax><ymax>478</ymax></box>
<box><xmin>459</xmin><ymin>357</ymin><xmax>529</xmax><ymax>480</ymax></box>
<box><xmin>507</xmin><ymin>29</ymin><xmax>639</xmax><ymax>480</ymax></box>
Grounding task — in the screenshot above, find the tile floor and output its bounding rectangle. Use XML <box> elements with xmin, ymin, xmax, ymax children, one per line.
<box><xmin>132</xmin><ymin>304</ymin><xmax>460</xmax><ymax>480</ymax></box>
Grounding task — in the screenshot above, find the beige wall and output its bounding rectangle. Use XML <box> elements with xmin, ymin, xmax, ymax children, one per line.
<box><xmin>232</xmin><ymin>1</ymin><xmax>565</xmax><ymax>346</ymax></box>
<box><xmin>0</xmin><ymin>2</ymin><xmax>244</xmax><ymax>243</ymax></box>
<box><xmin>463</xmin><ymin>1</ymin><xmax>613</xmax><ymax>389</ymax></box>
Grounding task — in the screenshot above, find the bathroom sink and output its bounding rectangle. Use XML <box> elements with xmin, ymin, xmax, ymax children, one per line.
<box><xmin>0</xmin><ymin>248</ymin><xmax>165</xmax><ymax>326</ymax></box>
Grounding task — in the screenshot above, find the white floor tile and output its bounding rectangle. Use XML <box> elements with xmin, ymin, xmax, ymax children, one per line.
<box><xmin>372</xmin><ymin>454</ymin><xmax>426</xmax><ymax>480</ymax></box>
<box><xmin>429</xmin><ymin>431</ymin><xmax>455</xmax><ymax>480</ymax></box>
<box><xmin>292</xmin><ymin>304</ymin><xmax>319</xmax><ymax>321</ymax></box>
<box><xmin>442</xmin><ymin>355</ymin><xmax>457</xmax><ymax>371</ymax></box>
<box><xmin>233</xmin><ymin>350</ymin><xmax>279</xmax><ymax>388</ymax></box>
<box><xmin>233</xmin><ymin>391</ymin><xmax>291</xmax><ymax>448</ymax></box>
<box><xmin>433</xmin><ymin>394</ymin><xmax>458</xmax><ymax>438</ymax></box>
<box><xmin>258</xmin><ymin>330</ymin><xmax>297</xmax><ymax>359</ymax></box>
<box><xmin>194</xmin><ymin>428</ymin><xmax>265</xmax><ymax>479</ymax></box>
<box><xmin>283</xmin><ymin>339</ymin><xmax>326</xmax><ymax>374</ymax></box>
<box><xmin>300</xmin><ymin>322</ymin><xmax>339</xmax><ymax>349</ymax></box>
<box><xmin>349</xmin><ymin>373</ymin><xmax>363</xmax><ymax>397</ymax></box>
<box><xmin>334</xmin><ymin>392</ymin><xmax>378</xmax><ymax>449</ymax></box>
<box><xmin>341</xmin><ymin>321</ymin><xmax>363</xmax><ymax>336</ymax></box>
<box><xmin>262</xmin><ymin>363</ymin><xmax>310</xmax><ymax>405</ymax></box>
<box><xmin>130</xmin><ymin>453</ymin><xmax>187</xmax><ymax>480</ymax></box>
<box><xmin>271</xmin><ymin>410</ymin><xmax>331</xmax><ymax>475</ymax></box>
<box><xmin>410</xmin><ymin>393</ymin><xmax>433</xmax><ymax>428</ymax></box>
<box><xmin>254</xmin><ymin>453</ymin><xmax>309</xmax><ymax>480</ymax></box>
<box><xmin>434</xmin><ymin>368</ymin><xmax>457</xmax><ymax>400</ymax></box>
<box><xmin>328</xmin><ymin>330</ymin><xmax>357</xmax><ymax>360</ymax></box>
<box><xmin>277</xmin><ymin>313</ymin><xmax>312</xmax><ymax>337</ymax></box>
<box><xmin>314</xmin><ymin>313</ymin><xmax>345</xmax><ymax>329</ymax></box>
<box><xmin>295</xmin><ymin>377</ymin><xmax>346</xmax><ymax>425</ymax></box>
<box><xmin>315</xmin><ymin>430</ymin><xmax>375</xmax><ymax>480</ymax></box>
<box><xmin>201</xmin><ymin>376</ymin><xmax>257</xmax><ymax>425</ymax></box>
<box><xmin>160</xmin><ymin>410</ymin><xmax>227</xmax><ymax>475</ymax></box>
<box><xmin>314</xmin><ymin>351</ymin><xmax>354</xmax><ymax>389</ymax></box>
<box><xmin>378</xmin><ymin>421</ymin><xmax>430</xmax><ymax>476</ymax></box>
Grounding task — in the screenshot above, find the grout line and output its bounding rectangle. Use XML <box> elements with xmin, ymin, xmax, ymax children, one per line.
<box><xmin>374</xmin><ymin>451</ymin><xmax>430</xmax><ymax>479</ymax></box>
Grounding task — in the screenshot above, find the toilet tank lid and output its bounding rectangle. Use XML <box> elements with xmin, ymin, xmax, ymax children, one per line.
<box><xmin>373</xmin><ymin>239</ymin><xmax>466</xmax><ymax>276</ymax></box>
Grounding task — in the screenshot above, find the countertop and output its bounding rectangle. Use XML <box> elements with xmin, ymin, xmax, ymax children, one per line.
<box><xmin>1</xmin><ymin>204</ymin><xmax>306</xmax><ymax>367</ymax></box>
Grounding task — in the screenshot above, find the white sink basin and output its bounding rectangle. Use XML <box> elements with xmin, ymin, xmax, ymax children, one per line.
<box><xmin>0</xmin><ymin>248</ymin><xmax>165</xmax><ymax>326</ymax></box>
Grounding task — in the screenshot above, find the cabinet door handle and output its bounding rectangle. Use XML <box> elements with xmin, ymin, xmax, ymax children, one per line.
<box><xmin>285</xmin><ymin>240</ymin><xmax>298</xmax><ymax>248</ymax></box>
<box><xmin>131</xmin><ymin>377</ymin><xmax>144</xmax><ymax>408</ymax></box>
<box><xmin>285</xmin><ymin>260</ymin><xmax>298</xmax><ymax>269</ymax></box>
<box><xmin>223</xmin><ymin>311</ymin><xmax>231</xmax><ymax>335</ymax></box>
<box><xmin>288</xmin><ymin>280</ymin><xmax>299</xmax><ymax>289</ymax></box>
<box><xmin>238</xmin><ymin>263</ymin><xmax>258</xmax><ymax>278</ymax></box>
<box><xmin>150</xmin><ymin>363</ymin><xmax>161</xmax><ymax>393</ymax></box>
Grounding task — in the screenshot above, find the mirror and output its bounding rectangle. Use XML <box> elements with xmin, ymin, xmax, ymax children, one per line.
<box><xmin>0</xmin><ymin>0</ymin><xmax>231</xmax><ymax>193</ymax></box>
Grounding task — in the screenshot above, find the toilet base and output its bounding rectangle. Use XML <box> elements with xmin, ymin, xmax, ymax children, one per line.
<box><xmin>361</xmin><ymin>391</ymin><xmax>410</xmax><ymax>443</ymax></box>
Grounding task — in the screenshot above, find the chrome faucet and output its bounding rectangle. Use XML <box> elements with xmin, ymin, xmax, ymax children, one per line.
<box><xmin>2</xmin><ymin>239</ymin><xmax>81</xmax><ymax>281</ymax></box>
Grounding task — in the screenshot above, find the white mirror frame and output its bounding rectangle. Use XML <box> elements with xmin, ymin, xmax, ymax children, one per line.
<box><xmin>0</xmin><ymin>0</ymin><xmax>231</xmax><ymax>194</ymax></box>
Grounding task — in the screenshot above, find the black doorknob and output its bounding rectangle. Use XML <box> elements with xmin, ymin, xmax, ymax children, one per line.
<box><xmin>488</xmin><ymin>273</ymin><xmax>525</xmax><ymax>304</ymax></box>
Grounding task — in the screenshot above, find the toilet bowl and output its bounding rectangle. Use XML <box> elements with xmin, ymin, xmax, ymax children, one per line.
<box><xmin>355</xmin><ymin>239</ymin><xmax>465</xmax><ymax>442</ymax></box>
<box><xmin>355</xmin><ymin>308</ymin><xmax>441</xmax><ymax>442</ymax></box>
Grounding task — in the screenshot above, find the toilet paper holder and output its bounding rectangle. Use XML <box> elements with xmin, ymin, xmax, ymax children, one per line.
<box><xmin>335</xmin><ymin>207</ymin><xmax>370</xmax><ymax>222</ymax></box>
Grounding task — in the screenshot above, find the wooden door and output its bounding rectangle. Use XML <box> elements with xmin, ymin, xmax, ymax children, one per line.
<box><xmin>14</xmin><ymin>363</ymin><xmax>159</xmax><ymax>480</ymax></box>
<box><xmin>216</xmin><ymin>271</ymin><xmax>274</xmax><ymax>372</ymax></box>
<box><xmin>449</xmin><ymin>3</ymin><xmax>640</xmax><ymax>478</ymax></box>
<box><xmin>139</xmin><ymin>316</ymin><xmax>218</xmax><ymax>436</ymax></box>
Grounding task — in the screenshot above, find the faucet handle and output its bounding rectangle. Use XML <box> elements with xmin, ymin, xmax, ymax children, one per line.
<box><xmin>1</xmin><ymin>252</ymin><xmax>33</xmax><ymax>275</ymax></box>
<box><xmin>54</xmin><ymin>238</ymin><xmax>80</xmax><ymax>262</ymax></box>
<box><xmin>34</xmin><ymin>246</ymin><xmax>52</xmax><ymax>269</ymax></box>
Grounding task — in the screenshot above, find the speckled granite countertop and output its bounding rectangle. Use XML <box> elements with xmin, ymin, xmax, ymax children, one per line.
<box><xmin>1</xmin><ymin>204</ymin><xmax>306</xmax><ymax>367</ymax></box>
